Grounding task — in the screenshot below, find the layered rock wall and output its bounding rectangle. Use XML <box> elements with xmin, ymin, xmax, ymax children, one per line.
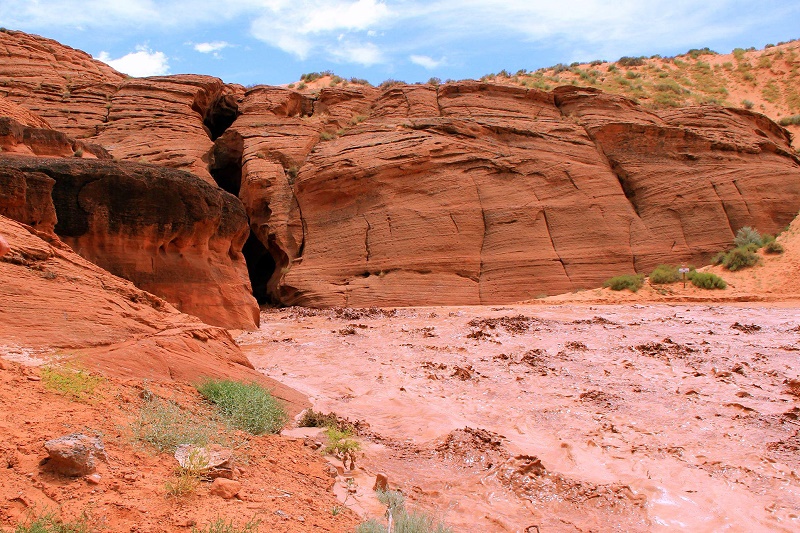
<box><xmin>0</xmin><ymin>156</ymin><xmax>258</xmax><ymax>329</ymax></box>
<box><xmin>2</xmin><ymin>30</ymin><xmax>800</xmax><ymax>308</ymax></box>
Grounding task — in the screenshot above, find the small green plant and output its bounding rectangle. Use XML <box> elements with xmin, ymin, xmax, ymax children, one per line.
<box><xmin>41</xmin><ymin>367</ymin><xmax>103</xmax><ymax>401</ymax></box>
<box><xmin>319</xmin><ymin>131</ymin><xmax>336</xmax><ymax>141</ymax></box>
<box><xmin>687</xmin><ymin>271</ymin><xmax>727</xmax><ymax>289</ymax></box>
<box><xmin>649</xmin><ymin>264</ymin><xmax>679</xmax><ymax>284</ymax></box>
<box><xmin>324</xmin><ymin>427</ymin><xmax>360</xmax><ymax>456</ymax></box>
<box><xmin>196</xmin><ymin>379</ymin><xmax>288</xmax><ymax>435</ymax></box>
<box><xmin>721</xmin><ymin>246</ymin><xmax>760</xmax><ymax>271</ymax></box>
<box><xmin>376</xmin><ymin>489</ymin><xmax>405</xmax><ymax>512</ymax></box>
<box><xmin>350</xmin><ymin>114</ymin><xmax>368</xmax><ymax>125</ymax></box>
<box><xmin>72</xmin><ymin>147</ymin><xmax>83</xmax><ymax>157</ymax></box>
<box><xmin>764</xmin><ymin>240</ymin><xmax>785</xmax><ymax>254</ymax></box>
<box><xmin>131</xmin><ymin>396</ymin><xmax>216</xmax><ymax>453</ymax></box>
<box><xmin>779</xmin><ymin>114</ymin><xmax>800</xmax><ymax>126</ymax></box>
<box><xmin>164</xmin><ymin>469</ymin><xmax>200</xmax><ymax>498</ymax></box>
<box><xmin>14</xmin><ymin>512</ymin><xmax>93</xmax><ymax>533</ymax></box>
<box><xmin>733</xmin><ymin>226</ymin><xmax>762</xmax><ymax>248</ymax></box>
<box><xmin>286</xmin><ymin>165</ymin><xmax>299</xmax><ymax>184</ymax></box>
<box><xmin>191</xmin><ymin>517</ymin><xmax>260</xmax><ymax>533</ymax></box>
<box><xmin>602</xmin><ymin>273</ymin><xmax>644</xmax><ymax>292</ymax></box>
<box><xmin>356</xmin><ymin>488</ymin><xmax>452</xmax><ymax>533</ymax></box>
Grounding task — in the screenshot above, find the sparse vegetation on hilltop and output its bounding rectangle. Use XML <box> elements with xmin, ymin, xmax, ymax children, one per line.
<box><xmin>489</xmin><ymin>40</ymin><xmax>800</xmax><ymax>132</ymax></box>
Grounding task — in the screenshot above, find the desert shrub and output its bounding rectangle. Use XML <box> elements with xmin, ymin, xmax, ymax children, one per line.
<box><xmin>733</xmin><ymin>226</ymin><xmax>762</xmax><ymax>248</ymax></box>
<box><xmin>196</xmin><ymin>379</ymin><xmax>288</xmax><ymax>435</ymax></box>
<box><xmin>602</xmin><ymin>274</ymin><xmax>644</xmax><ymax>292</ymax></box>
<box><xmin>357</xmin><ymin>489</ymin><xmax>452</xmax><ymax>533</ymax></box>
<box><xmin>741</xmin><ymin>99</ymin><xmax>754</xmax><ymax>109</ymax></box>
<box><xmin>779</xmin><ymin>114</ymin><xmax>800</xmax><ymax>126</ymax></box>
<box><xmin>649</xmin><ymin>265</ymin><xmax>680</xmax><ymax>284</ymax></box>
<box><xmin>688</xmin><ymin>272</ymin><xmax>727</xmax><ymax>289</ymax></box>
<box><xmin>286</xmin><ymin>165</ymin><xmax>299</xmax><ymax>184</ymax></box>
<box><xmin>131</xmin><ymin>397</ymin><xmax>216</xmax><ymax>453</ymax></box>
<box><xmin>41</xmin><ymin>367</ymin><xmax>103</xmax><ymax>401</ymax></box>
<box><xmin>722</xmin><ymin>246</ymin><xmax>760</xmax><ymax>271</ymax></box>
<box><xmin>711</xmin><ymin>251</ymin><xmax>727</xmax><ymax>265</ymax></box>
<box><xmin>355</xmin><ymin>520</ymin><xmax>387</xmax><ymax>533</ymax></box>
<box><xmin>617</xmin><ymin>56</ymin><xmax>645</xmax><ymax>67</ymax></box>
<box><xmin>324</xmin><ymin>427</ymin><xmax>360</xmax><ymax>456</ymax></box>
<box><xmin>379</xmin><ymin>79</ymin><xmax>405</xmax><ymax>88</ymax></box>
<box><xmin>191</xmin><ymin>518</ymin><xmax>260</xmax><ymax>533</ymax></box>
<box><xmin>14</xmin><ymin>512</ymin><xmax>93</xmax><ymax>533</ymax></box>
<box><xmin>350</xmin><ymin>114</ymin><xmax>368</xmax><ymax>125</ymax></box>
<box><xmin>298</xmin><ymin>408</ymin><xmax>339</xmax><ymax>428</ymax></box>
<box><xmin>764</xmin><ymin>240</ymin><xmax>785</xmax><ymax>254</ymax></box>
<box><xmin>319</xmin><ymin>131</ymin><xmax>336</xmax><ymax>141</ymax></box>
<box><xmin>687</xmin><ymin>47</ymin><xmax>717</xmax><ymax>58</ymax></box>
<box><xmin>164</xmin><ymin>469</ymin><xmax>200</xmax><ymax>498</ymax></box>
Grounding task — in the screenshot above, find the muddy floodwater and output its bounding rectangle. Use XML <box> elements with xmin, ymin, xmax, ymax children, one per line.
<box><xmin>238</xmin><ymin>304</ymin><xmax>800</xmax><ymax>532</ymax></box>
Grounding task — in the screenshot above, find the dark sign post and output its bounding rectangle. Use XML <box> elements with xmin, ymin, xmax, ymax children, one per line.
<box><xmin>679</xmin><ymin>266</ymin><xmax>690</xmax><ymax>288</ymax></box>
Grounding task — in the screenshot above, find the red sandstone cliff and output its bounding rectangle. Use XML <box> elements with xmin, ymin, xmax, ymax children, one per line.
<box><xmin>1</xmin><ymin>29</ymin><xmax>799</xmax><ymax>309</ymax></box>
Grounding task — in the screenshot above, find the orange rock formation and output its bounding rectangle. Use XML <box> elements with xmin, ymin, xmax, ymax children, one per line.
<box><xmin>1</xmin><ymin>29</ymin><xmax>799</xmax><ymax>309</ymax></box>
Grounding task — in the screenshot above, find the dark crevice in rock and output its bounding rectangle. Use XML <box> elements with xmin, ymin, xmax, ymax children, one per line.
<box><xmin>608</xmin><ymin>158</ymin><xmax>640</xmax><ymax>217</ymax></box>
<box><xmin>242</xmin><ymin>232</ymin><xmax>276</xmax><ymax>305</ymax></box>
<box><xmin>209</xmin><ymin>130</ymin><xmax>243</xmax><ymax>196</ymax></box>
<box><xmin>203</xmin><ymin>94</ymin><xmax>240</xmax><ymax>141</ymax></box>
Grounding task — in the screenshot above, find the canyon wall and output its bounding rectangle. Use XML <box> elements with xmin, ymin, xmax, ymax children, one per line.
<box><xmin>2</xmin><ymin>30</ymin><xmax>799</xmax><ymax>309</ymax></box>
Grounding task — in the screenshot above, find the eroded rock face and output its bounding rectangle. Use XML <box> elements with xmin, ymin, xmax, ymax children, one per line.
<box><xmin>0</xmin><ymin>156</ymin><xmax>258</xmax><ymax>329</ymax></box>
<box><xmin>3</xmin><ymin>30</ymin><xmax>800</xmax><ymax>307</ymax></box>
<box><xmin>268</xmin><ymin>83</ymin><xmax>800</xmax><ymax>305</ymax></box>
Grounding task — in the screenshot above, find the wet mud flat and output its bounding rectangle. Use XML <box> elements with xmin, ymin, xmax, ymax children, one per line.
<box><xmin>239</xmin><ymin>304</ymin><xmax>800</xmax><ymax>532</ymax></box>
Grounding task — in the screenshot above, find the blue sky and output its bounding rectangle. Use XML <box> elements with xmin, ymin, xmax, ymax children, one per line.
<box><xmin>1</xmin><ymin>1</ymin><xmax>798</xmax><ymax>85</ymax></box>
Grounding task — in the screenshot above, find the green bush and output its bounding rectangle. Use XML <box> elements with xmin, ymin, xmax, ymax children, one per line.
<box><xmin>324</xmin><ymin>427</ymin><xmax>360</xmax><ymax>456</ymax></box>
<box><xmin>764</xmin><ymin>240</ymin><xmax>785</xmax><ymax>254</ymax></box>
<box><xmin>721</xmin><ymin>246</ymin><xmax>760</xmax><ymax>271</ymax></box>
<box><xmin>649</xmin><ymin>264</ymin><xmax>680</xmax><ymax>284</ymax></box>
<box><xmin>711</xmin><ymin>251</ymin><xmax>727</xmax><ymax>265</ymax></box>
<box><xmin>734</xmin><ymin>226</ymin><xmax>762</xmax><ymax>248</ymax></box>
<box><xmin>688</xmin><ymin>272</ymin><xmax>727</xmax><ymax>289</ymax></box>
<box><xmin>131</xmin><ymin>396</ymin><xmax>216</xmax><ymax>453</ymax></box>
<box><xmin>14</xmin><ymin>513</ymin><xmax>92</xmax><ymax>533</ymax></box>
<box><xmin>196</xmin><ymin>379</ymin><xmax>288</xmax><ymax>435</ymax></box>
<box><xmin>779</xmin><ymin>114</ymin><xmax>800</xmax><ymax>126</ymax></box>
<box><xmin>41</xmin><ymin>367</ymin><xmax>103</xmax><ymax>401</ymax></box>
<box><xmin>191</xmin><ymin>518</ymin><xmax>260</xmax><ymax>533</ymax></box>
<box><xmin>356</xmin><ymin>489</ymin><xmax>452</xmax><ymax>533</ymax></box>
<box><xmin>602</xmin><ymin>274</ymin><xmax>644</xmax><ymax>292</ymax></box>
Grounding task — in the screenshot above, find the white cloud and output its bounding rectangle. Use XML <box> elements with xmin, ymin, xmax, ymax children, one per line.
<box><xmin>194</xmin><ymin>41</ymin><xmax>231</xmax><ymax>53</ymax></box>
<box><xmin>3</xmin><ymin>1</ymin><xmax>799</xmax><ymax>68</ymax></box>
<box><xmin>97</xmin><ymin>46</ymin><xmax>170</xmax><ymax>77</ymax></box>
<box><xmin>410</xmin><ymin>54</ymin><xmax>446</xmax><ymax>70</ymax></box>
<box><xmin>330</xmin><ymin>42</ymin><xmax>384</xmax><ymax>65</ymax></box>
<box><xmin>249</xmin><ymin>0</ymin><xmax>392</xmax><ymax>61</ymax></box>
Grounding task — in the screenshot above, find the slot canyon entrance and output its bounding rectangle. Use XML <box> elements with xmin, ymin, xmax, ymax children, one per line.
<box><xmin>203</xmin><ymin>97</ymin><xmax>282</xmax><ymax>306</ymax></box>
<box><xmin>242</xmin><ymin>232</ymin><xmax>276</xmax><ymax>305</ymax></box>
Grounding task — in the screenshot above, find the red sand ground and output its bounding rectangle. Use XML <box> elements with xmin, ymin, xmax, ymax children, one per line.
<box><xmin>0</xmin><ymin>364</ymin><xmax>360</xmax><ymax>532</ymax></box>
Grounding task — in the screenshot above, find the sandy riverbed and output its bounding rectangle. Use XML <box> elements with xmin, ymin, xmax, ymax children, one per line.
<box><xmin>238</xmin><ymin>303</ymin><xmax>800</xmax><ymax>532</ymax></box>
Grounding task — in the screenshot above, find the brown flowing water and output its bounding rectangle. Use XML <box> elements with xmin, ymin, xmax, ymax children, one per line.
<box><xmin>238</xmin><ymin>304</ymin><xmax>800</xmax><ymax>532</ymax></box>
